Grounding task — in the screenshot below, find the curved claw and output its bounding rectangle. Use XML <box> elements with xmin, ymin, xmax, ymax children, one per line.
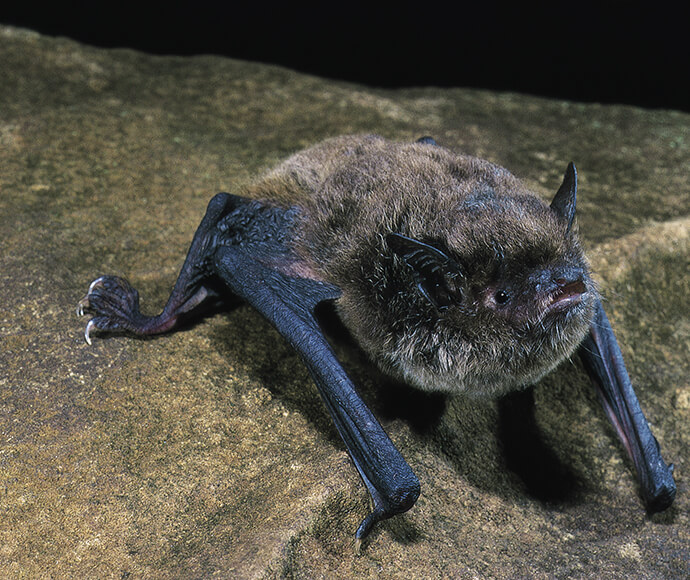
<box><xmin>76</xmin><ymin>275</ymin><xmax>183</xmax><ymax>340</ymax></box>
<box><xmin>77</xmin><ymin>277</ymin><xmax>109</xmax><ymax>343</ymax></box>
<box><xmin>76</xmin><ymin>296</ymin><xmax>90</xmax><ymax>317</ymax></box>
<box><xmin>86</xmin><ymin>276</ymin><xmax>106</xmax><ymax>294</ymax></box>
<box><xmin>77</xmin><ymin>276</ymin><xmax>106</xmax><ymax>317</ymax></box>
<box><xmin>84</xmin><ymin>319</ymin><xmax>96</xmax><ymax>345</ymax></box>
<box><xmin>76</xmin><ymin>275</ymin><xmax>146</xmax><ymax>341</ymax></box>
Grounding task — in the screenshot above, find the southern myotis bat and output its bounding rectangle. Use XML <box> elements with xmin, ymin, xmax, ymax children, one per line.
<box><xmin>77</xmin><ymin>135</ymin><xmax>676</xmax><ymax>547</ymax></box>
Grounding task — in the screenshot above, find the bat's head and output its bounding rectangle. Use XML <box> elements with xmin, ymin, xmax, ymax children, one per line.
<box><xmin>379</xmin><ymin>162</ymin><xmax>598</xmax><ymax>397</ymax></box>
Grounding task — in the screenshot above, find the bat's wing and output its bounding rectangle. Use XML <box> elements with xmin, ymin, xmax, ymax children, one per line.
<box><xmin>579</xmin><ymin>299</ymin><xmax>676</xmax><ymax>512</ymax></box>
<box><xmin>79</xmin><ymin>193</ymin><xmax>420</xmax><ymax>544</ymax></box>
<box><xmin>214</xmin><ymin>244</ymin><xmax>420</xmax><ymax>543</ymax></box>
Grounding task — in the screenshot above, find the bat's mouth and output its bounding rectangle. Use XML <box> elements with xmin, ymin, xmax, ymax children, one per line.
<box><xmin>547</xmin><ymin>279</ymin><xmax>587</xmax><ymax>312</ymax></box>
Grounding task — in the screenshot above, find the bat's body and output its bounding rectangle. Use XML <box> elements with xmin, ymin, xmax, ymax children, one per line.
<box><xmin>251</xmin><ymin>136</ymin><xmax>596</xmax><ymax>397</ymax></box>
<box><xmin>78</xmin><ymin>135</ymin><xmax>675</xmax><ymax>544</ymax></box>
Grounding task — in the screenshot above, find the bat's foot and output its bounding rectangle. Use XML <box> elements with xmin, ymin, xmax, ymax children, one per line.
<box><xmin>77</xmin><ymin>275</ymin><xmax>169</xmax><ymax>344</ymax></box>
<box><xmin>77</xmin><ymin>194</ymin><xmax>238</xmax><ymax>345</ymax></box>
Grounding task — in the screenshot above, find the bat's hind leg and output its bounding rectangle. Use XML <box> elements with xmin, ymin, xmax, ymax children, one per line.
<box><xmin>78</xmin><ymin>193</ymin><xmax>236</xmax><ymax>343</ymax></box>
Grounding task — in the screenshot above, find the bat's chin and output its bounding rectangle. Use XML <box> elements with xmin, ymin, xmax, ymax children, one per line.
<box><xmin>545</xmin><ymin>279</ymin><xmax>587</xmax><ymax>314</ymax></box>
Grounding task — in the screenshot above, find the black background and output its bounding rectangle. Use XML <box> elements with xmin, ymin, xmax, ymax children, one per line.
<box><xmin>2</xmin><ymin>3</ymin><xmax>687</xmax><ymax>112</ymax></box>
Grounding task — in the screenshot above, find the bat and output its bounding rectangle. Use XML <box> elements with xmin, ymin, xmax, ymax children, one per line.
<box><xmin>77</xmin><ymin>135</ymin><xmax>676</xmax><ymax>547</ymax></box>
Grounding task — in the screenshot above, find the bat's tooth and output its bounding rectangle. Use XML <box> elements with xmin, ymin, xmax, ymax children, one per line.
<box><xmin>551</xmin><ymin>280</ymin><xmax>586</xmax><ymax>305</ymax></box>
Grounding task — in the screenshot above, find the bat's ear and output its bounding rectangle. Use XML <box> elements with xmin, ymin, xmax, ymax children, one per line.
<box><xmin>550</xmin><ymin>162</ymin><xmax>578</xmax><ymax>233</ymax></box>
<box><xmin>387</xmin><ymin>233</ymin><xmax>463</xmax><ymax>310</ymax></box>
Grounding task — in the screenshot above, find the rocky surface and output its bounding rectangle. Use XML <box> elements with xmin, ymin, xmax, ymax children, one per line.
<box><xmin>0</xmin><ymin>25</ymin><xmax>687</xmax><ymax>578</ymax></box>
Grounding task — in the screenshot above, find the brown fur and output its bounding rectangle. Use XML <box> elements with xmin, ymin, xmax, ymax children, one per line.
<box><xmin>246</xmin><ymin>135</ymin><xmax>597</xmax><ymax>397</ymax></box>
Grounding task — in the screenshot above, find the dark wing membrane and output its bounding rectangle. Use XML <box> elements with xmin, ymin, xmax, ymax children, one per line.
<box><xmin>579</xmin><ymin>300</ymin><xmax>676</xmax><ymax>512</ymax></box>
<box><xmin>213</xmin><ymin>202</ymin><xmax>420</xmax><ymax>542</ymax></box>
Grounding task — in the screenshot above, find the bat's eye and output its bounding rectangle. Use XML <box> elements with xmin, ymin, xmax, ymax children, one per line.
<box><xmin>495</xmin><ymin>290</ymin><xmax>511</xmax><ymax>305</ymax></box>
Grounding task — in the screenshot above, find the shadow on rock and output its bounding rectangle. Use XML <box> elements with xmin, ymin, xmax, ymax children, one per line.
<box><xmin>497</xmin><ymin>388</ymin><xmax>582</xmax><ymax>504</ymax></box>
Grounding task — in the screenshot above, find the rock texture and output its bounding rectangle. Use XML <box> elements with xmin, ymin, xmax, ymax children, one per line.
<box><xmin>0</xmin><ymin>25</ymin><xmax>688</xmax><ymax>578</ymax></box>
